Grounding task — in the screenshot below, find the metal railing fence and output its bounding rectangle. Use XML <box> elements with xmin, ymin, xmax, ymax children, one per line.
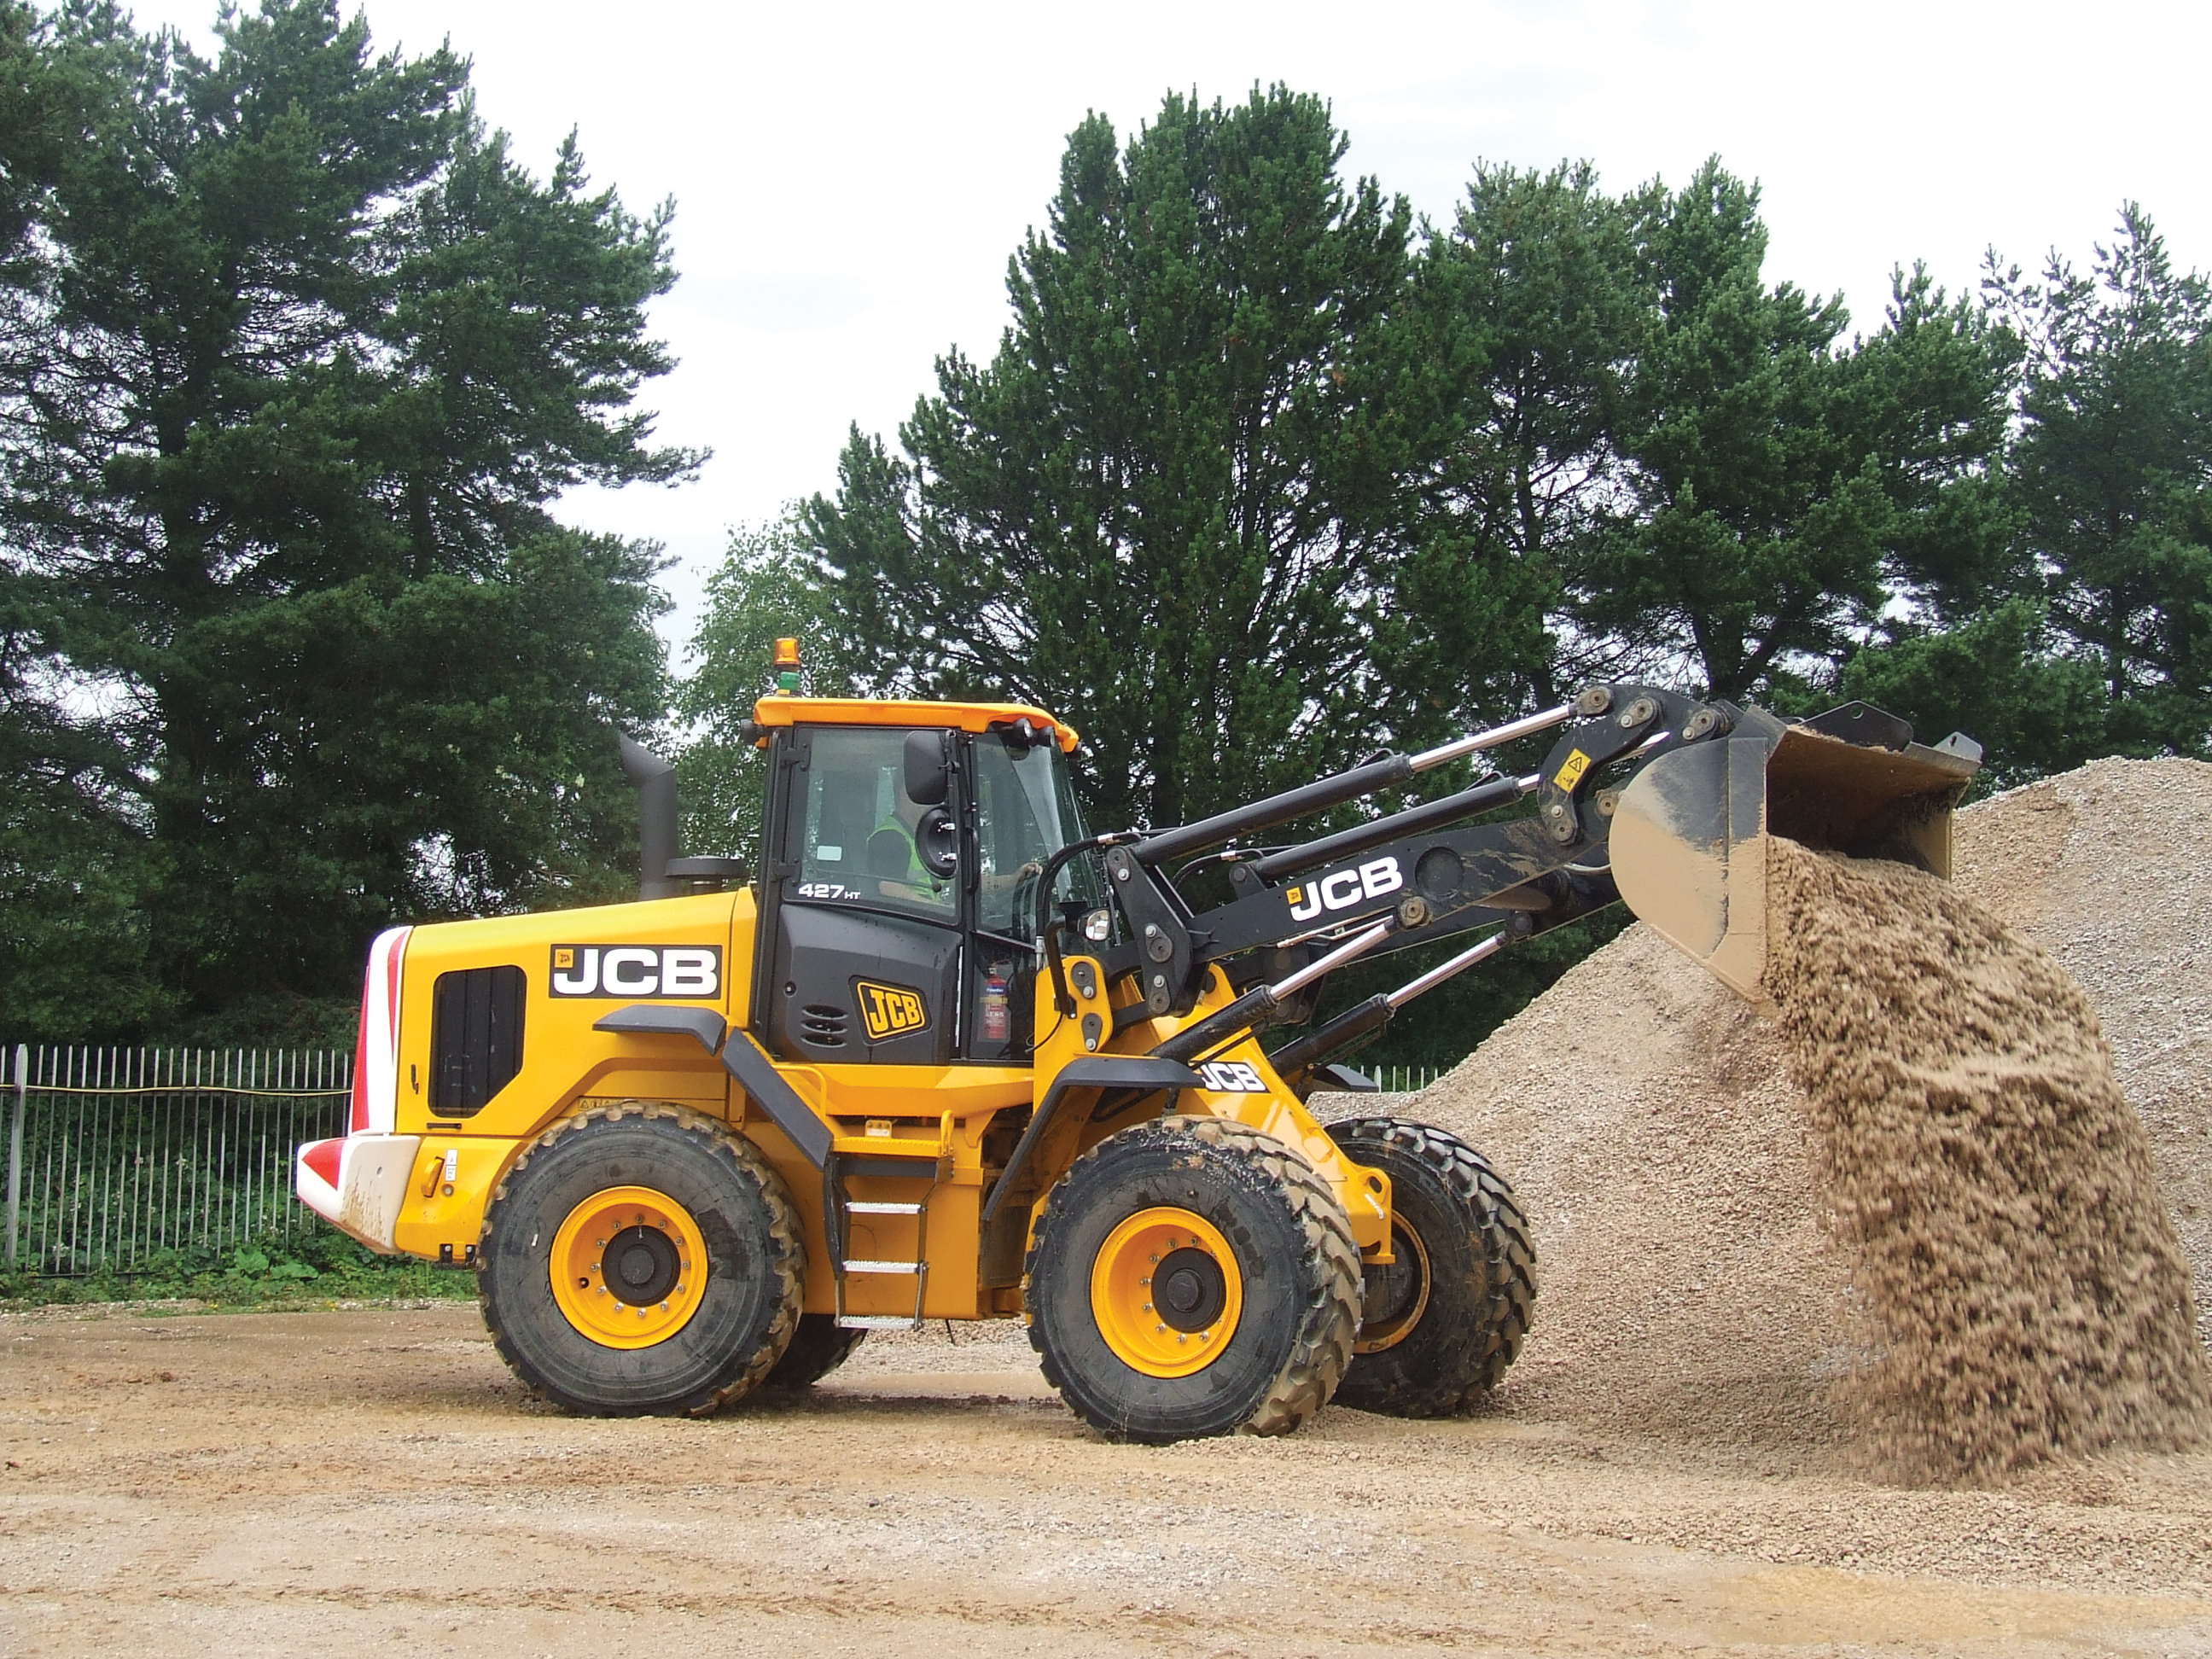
<box><xmin>1365</xmin><ymin>1062</ymin><xmax>1448</xmax><ymax>1094</ymax></box>
<box><xmin>3</xmin><ymin>1044</ymin><xmax>350</xmax><ymax>1275</ymax></box>
<box><xmin>0</xmin><ymin>1043</ymin><xmax>1451</xmax><ymax>1276</ymax></box>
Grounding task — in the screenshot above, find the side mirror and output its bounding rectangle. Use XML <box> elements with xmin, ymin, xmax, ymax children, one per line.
<box><xmin>903</xmin><ymin>729</ymin><xmax>952</xmax><ymax>806</ymax></box>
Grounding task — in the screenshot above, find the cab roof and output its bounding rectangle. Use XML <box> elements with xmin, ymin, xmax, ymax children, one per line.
<box><xmin>750</xmin><ymin>694</ymin><xmax>1080</xmax><ymax>752</ymax></box>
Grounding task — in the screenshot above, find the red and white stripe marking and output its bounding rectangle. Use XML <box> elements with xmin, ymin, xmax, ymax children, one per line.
<box><xmin>349</xmin><ymin>926</ymin><xmax>410</xmax><ymax>1135</ymax></box>
<box><xmin>294</xmin><ymin>1132</ymin><xmax>418</xmax><ymax>1251</ymax></box>
<box><xmin>301</xmin><ymin>926</ymin><xmax>416</xmax><ymax>1250</ymax></box>
<box><xmin>296</xmin><ymin>1136</ymin><xmax>345</xmax><ymax>1218</ymax></box>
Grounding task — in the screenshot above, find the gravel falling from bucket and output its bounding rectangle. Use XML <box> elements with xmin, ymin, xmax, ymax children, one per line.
<box><xmin>1761</xmin><ymin>835</ymin><xmax>2209</xmax><ymax>1484</ymax></box>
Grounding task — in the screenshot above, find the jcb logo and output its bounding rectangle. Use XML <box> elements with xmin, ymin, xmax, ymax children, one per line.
<box><xmin>855</xmin><ymin>980</ymin><xmax>929</xmax><ymax>1040</ymax></box>
<box><xmin>549</xmin><ymin>945</ymin><xmax>721</xmax><ymax>999</ymax></box>
<box><xmin>1284</xmin><ymin>856</ymin><xmax>1403</xmax><ymax>923</ymax></box>
<box><xmin>1196</xmin><ymin>1060</ymin><xmax>1268</xmax><ymax>1093</ymax></box>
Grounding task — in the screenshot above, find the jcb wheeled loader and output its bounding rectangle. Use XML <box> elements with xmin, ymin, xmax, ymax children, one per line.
<box><xmin>297</xmin><ymin>644</ymin><xmax>1981</xmax><ymax>1442</ymax></box>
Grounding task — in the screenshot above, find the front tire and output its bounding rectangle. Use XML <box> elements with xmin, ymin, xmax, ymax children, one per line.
<box><xmin>1026</xmin><ymin>1117</ymin><xmax>1359</xmax><ymax>1443</ymax></box>
<box><xmin>1325</xmin><ymin>1116</ymin><xmax>1536</xmax><ymax>1417</ymax></box>
<box><xmin>479</xmin><ymin>1102</ymin><xmax>804</xmax><ymax>1416</ymax></box>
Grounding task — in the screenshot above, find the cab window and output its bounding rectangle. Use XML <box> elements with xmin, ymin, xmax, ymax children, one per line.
<box><xmin>795</xmin><ymin>726</ymin><xmax>956</xmax><ymax>920</ymax></box>
<box><xmin>974</xmin><ymin>730</ymin><xmax>1089</xmax><ymax>938</ymax></box>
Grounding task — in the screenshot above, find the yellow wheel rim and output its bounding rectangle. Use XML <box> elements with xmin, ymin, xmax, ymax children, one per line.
<box><xmin>550</xmin><ymin>1185</ymin><xmax>707</xmax><ymax>1350</ymax></box>
<box><xmin>1089</xmin><ymin>1206</ymin><xmax>1243</xmax><ymax>1378</ymax></box>
<box><xmin>1353</xmin><ymin>1219</ymin><xmax>1431</xmax><ymax>1354</ymax></box>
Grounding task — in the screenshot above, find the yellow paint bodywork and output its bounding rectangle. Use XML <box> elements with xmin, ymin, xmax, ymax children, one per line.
<box><xmin>387</xmin><ymin>892</ymin><xmax>746</xmax><ymax>1262</ymax></box>
<box><xmin>375</xmin><ymin>826</ymin><xmax>1393</xmax><ymax>1316</ymax></box>
<box><xmin>750</xmin><ymin>693</ymin><xmax>1080</xmax><ymax>751</ymax></box>
<box><xmin>1030</xmin><ymin>957</ymin><xmax>1394</xmax><ymax>1258</ymax></box>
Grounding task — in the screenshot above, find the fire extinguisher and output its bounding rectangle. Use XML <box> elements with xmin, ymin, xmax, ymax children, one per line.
<box><xmin>981</xmin><ymin>962</ymin><xmax>1011</xmax><ymax>1041</ymax></box>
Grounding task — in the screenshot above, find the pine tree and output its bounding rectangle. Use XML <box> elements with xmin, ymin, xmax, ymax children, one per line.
<box><xmin>1987</xmin><ymin>206</ymin><xmax>2212</xmax><ymax>755</ymax></box>
<box><xmin>0</xmin><ymin>1</ymin><xmax>691</xmax><ymax>1038</ymax></box>
<box><xmin>1420</xmin><ymin>160</ymin><xmax>1639</xmax><ymax>702</ymax></box>
<box><xmin>795</xmin><ymin>87</ymin><xmax>1545</xmax><ymax>835</ymax></box>
<box><xmin>1574</xmin><ymin>162</ymin><xmax>2014</xmax><ymax>704</ymax></box>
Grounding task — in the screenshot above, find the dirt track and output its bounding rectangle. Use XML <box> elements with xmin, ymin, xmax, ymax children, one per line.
<box><xmin>4</xmin><ymin>1301</ymin><xmax>2210</xmax><ymax>1657</ymax></box>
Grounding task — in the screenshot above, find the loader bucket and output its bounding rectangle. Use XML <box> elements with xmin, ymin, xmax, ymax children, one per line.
<box><xmin>1608</xmin><ymin>704</ymin><xmax>1981</xmax><ymax>1005</ymax></box>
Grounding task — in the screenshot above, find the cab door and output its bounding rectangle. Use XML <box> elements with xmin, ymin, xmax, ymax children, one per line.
<box><xmin>756</xmin><ymin>723</ymin><xmax>964</xmax><ymax>1064</ymax></box>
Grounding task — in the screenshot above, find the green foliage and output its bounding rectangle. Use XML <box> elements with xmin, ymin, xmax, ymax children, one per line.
<box><xmin>688</xmin><ymin>102</ymin><xmax>2212</xmax><ymax>1070</ymax></box>
<box><xmin>0</xmin><ymin>1220</ymin><xmax>476</xmax><ymax>1307</ymax></box>
<box><xmin>1421</xmin><ymin>160</ymin><xmax>1639</xmax><ymax>701</ymax></box>
<box><xmin>0</xmin><ymin>1</ymin><xmax>687</xmax><ymax>1042</ymax></box>
<box><xmin>795</xmin><ymin>86</ymin><xmax>1547</xmax><ymax>835</ymax></box>
<box><xmin>0</xmin><ymin>699</ymin><xmax>177</xmax><ymax>1039</ymax></box>
<box><xmin>7</xmin><ymin>20</ymin><xmax>2175</xmax><ymax>1074</ymax></box>
<box><xmin>1988</xmin><ymin>206</ymin><xmax>2212</xmax><ymax>757</ymax></box>
<box><xmin>674</xmin><ymin>517</ymin><xmax>851</xmax><ymax>861</ymax></box>
<box><xmin>1571</xmin><ymin>163</ymin><xmax>2017</xmax><ymax>701</ymax></box>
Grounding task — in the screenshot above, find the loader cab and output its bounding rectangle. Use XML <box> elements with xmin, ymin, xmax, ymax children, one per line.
<box><xmin>751</xmin><ymin>706</ymin><xmax>1090</xmax><ymax>1068</ymax></box>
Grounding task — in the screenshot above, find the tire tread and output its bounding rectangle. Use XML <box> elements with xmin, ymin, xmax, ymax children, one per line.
<box><xmin>1025</xmin><ymin>1116</ymin><xmax>1360</xmax><ymax>1441</ymax></box>
<box><xmin>478</xmin><ymin>1100</ymin><xmax>803</xmax><ymax>1417</ymax></box>
<box><xmin>1329</xmin><ymin>1115</ymin><xmax>1536</xmax><ymax>1414</ymax></box>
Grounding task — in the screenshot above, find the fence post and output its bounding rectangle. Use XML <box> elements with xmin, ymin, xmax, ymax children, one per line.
<box><xmin>6</xmin><ymin>1042</ymin><xmax>25</xmax><ymax>1266</ymax></box>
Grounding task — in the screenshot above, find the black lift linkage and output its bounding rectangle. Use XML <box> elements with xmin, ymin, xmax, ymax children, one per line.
<box><xmin>1032</xmin><ymin>684</ymin><xmax>1730</xmax><ymax>1085</ymax></box>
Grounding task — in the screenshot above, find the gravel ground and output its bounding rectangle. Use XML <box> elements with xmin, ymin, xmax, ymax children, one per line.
<box><xmin>2</xmin><ymin>1301</ymin><xmax>2209</xmax><ymax>1657</ymax></box>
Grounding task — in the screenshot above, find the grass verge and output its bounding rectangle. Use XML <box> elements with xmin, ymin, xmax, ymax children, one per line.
<box><xmin>0</xmin><ymin>1226</ymin><xmax>476</xmax><ymax>1310</ymax></box>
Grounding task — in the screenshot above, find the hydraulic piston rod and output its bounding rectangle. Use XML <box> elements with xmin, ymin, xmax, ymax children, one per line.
<box><xmin>1151</xmin><ymin>918</ymin><xmax>1396</xmax><ymax>1064</ymax></box>
<box><xmin>1272</xmin><ymin>917</ymin><xmax>1399</xmax><ymax>998</ymax></box>
<box><xmin>1266</xmin><ymin>930</ymin><xmax>1510</xmax><ymax>1081</ymax></box>
<box><xmin>1406</xmin><ymin>704</ymin><xmax>1574</xmax><ymax>774</ymax></box>
<box><xmin>1386</xmin><ymin>930</ymin><xmax>1509</xmax><ymax>1006</ymax></box>
<box><xmin>1250</xmin><ymin>773</ymin><xmax>1540</xmax><ymax>881</ymax></box>
<box><xmin>1136</xmin><ymin>705</ymin><xmax>1575</xmax><ymax>867</ymax></box>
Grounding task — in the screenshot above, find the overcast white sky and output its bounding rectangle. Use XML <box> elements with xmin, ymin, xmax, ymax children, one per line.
<box><xmin>134</xmin><ymin>0</ymin><xmax>2209</xmax><ymax>657</ymax></box>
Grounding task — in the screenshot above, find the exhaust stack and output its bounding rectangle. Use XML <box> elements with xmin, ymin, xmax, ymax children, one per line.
<box><xmin>616</xmin><ymin>733</ymin><xmax>681</xmax><ymax>901</ymax></box>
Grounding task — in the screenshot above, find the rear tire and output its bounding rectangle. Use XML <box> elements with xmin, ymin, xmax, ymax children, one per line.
<box><xmin>479</xmin><ymin>1102</ymin><xmax>803</xmax><ymax>1416</ymax></box>
<box><xmin>763</xmin><ymin>1313</ymin><xmax>867</xmax><ymax>1388</ymax></box>
<box><xmin>1324</xmin><ymin>1116</ymin><xmax>1536</xmax><ymax>1417</ymax></box>
<box><xmin>1026</xmin><ymin>1117</ymin><xmax>1359</xmax><ymax>1443</ymax></box>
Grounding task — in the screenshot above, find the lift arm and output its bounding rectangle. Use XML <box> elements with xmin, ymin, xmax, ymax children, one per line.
<box><xmin>1039</xmin><ymin>683</ymin><xmax>1981</xmax><ymax>1082</ymax></box>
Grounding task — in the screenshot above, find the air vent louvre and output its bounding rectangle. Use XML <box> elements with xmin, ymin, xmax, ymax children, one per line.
<box><xmin>800</xmin><ymin>1004</ymin><xmax>848</xmax><ymax>1046</ymax></box>
<box><xmin>430</xmin><ymin>964</ymin><xmax>527</xmax><ymax>1117</ymax></box>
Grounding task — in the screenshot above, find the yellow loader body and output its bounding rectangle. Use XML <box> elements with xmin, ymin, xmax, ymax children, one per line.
<box><xmin>296</xmin><ymin>675</ymin><xmax>1972</xmax><ymax>1439</ymax></box>
<box><xmin>305</xmin><ymin>789</ymin><xmax>1390</xmax><ymax>1324</ymax></box>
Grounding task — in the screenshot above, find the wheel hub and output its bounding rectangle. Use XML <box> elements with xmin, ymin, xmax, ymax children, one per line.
<box><xmin>605</xmin><ymin>1223</ymin><xmax>681</xmax><ymax>1307</ymax></box>
<box><xmin>1154</xmin><ymin>1247</ymin><xmax>1227</xmax><ymax>1332</ymax></box>
<box><xmin>550</xmin><ymin>1185</ymin><xmax>707</xmax><ymax>1350</ymax></box>
<box><xmin>1088</xmin><ymin>1207</ymin><xmax>1243</xmax><ymax>1378</ymax></box>
<box><xmin>1354</xmin><ymin>1218</ymin><xmax>1432</xmax><ymax>1354</ymax></box>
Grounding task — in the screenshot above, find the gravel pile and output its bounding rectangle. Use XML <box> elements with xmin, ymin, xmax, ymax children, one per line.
<box><xmin>1762</xmin><ymin>835</ymin><xmax>2204</xmax><ymax>1481</ymax></box>
<box><xmin>1384</xmin><ymin>756</ymin><xmax>2212</xmax><ymax>1481</ymax></box>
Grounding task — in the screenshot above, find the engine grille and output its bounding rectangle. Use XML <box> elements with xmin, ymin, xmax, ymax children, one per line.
<box><xmin>430</xmin><ymin>964</ymin><xmax>527</xmax><ymax>1116</ymax></box>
